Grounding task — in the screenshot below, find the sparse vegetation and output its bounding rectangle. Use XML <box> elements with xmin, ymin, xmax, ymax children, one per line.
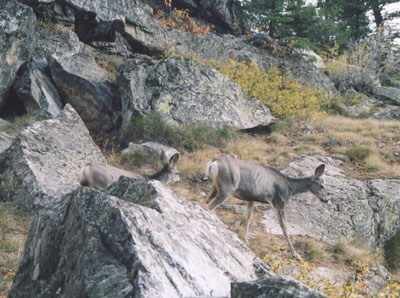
<box><xmin>295</xmin><ymin>240</ymin><xmax>323</xmax><ymax>262</ymax></box>
<box><xmin>0</xmin><ymin>115</ymin><xmax>44</xmax><ymax>132</ymax></box>
<box><xmin>121</xmin><ymin>112</ymin><xmax>243</xmax><ymax>152</ymax></box>
<box><xmin>36</xmin><ymin>19</ymin><xmax>64</xmax><ymax>32</ymax></box>
<box><xmin>154</xmin><ymin>7</ymin><xmax>211</xmax><ymax>35</ymax></box>
<box><xmin>346</xmin><ymin>146</ymin><xmax>371</xmax><ymax>162</ymax></box>
<box><xmin>385</xmin><ymin>229</ymin><xmax>400</xmax><ymax>272</ymax></box>
<box><xmin>94</xmin><ymin>54</ymin><xmax>124</xmax><ymax>82</ymax></box>
<box><xmin>0</xmin><ymin>203</ymin><xmax>31</xmax><ymax>296</ymax></box>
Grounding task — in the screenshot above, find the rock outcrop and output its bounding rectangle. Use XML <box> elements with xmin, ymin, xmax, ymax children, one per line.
<box><xmin>171</xmin><ymin>0</ymin><xmax>249</xmax><ymax>35</ymax></box>
<box><xmin>49</xmin><ymin>52</ymin><xmax>116</xmax><ymax>130</ymax></box>
<box><xmin>13</xmin><ymin>59</ymin><xmax>63</xmax><ymax>118</ymax></box>
<box><xmin>0</xmin><ymin>104</ymin><xmax>105</xmax><ymax>211</ymax></box>
<box><xmin>9</xmin><ymin>178</ymin><xmax>267</xmax><ymax>298</ymax></box>
<box><xmin>121</xmin><ymin>141</ymin><xmax>180</xmax><ymax>161</ymax></box>
<box><xmin>0</xmin><ymin>0</ymin><xmax>36</xmax><ymax>109</ymax></box>
<box><xmin>118</xmin><ymin>55</ymin><xmax>273</xmax><ymax>129</ymax></box>
<box><xmin>373</xmin><ymin>86</ymin><xmax>400</xmax><ymax>106</ymax></box>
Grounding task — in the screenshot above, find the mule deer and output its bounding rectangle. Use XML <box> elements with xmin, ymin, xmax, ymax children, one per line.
<box><xmin>79</xmin><ymin>152</ymin><xmax>180</xmax><ymax>190</ymax></box>
<box><xmin>205</xmin><ymin>155</ymin><xmax>327</xmax><ymax>259</ymax></box>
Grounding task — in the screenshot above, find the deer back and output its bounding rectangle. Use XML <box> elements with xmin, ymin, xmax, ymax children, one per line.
<box><xmin>79</xmin><ymin>163</ymin><xmax>143</xmax><ymax>190</ymax></box>
<box><xmin>207</xmin><ymin>156</ymin><xmax>289</xmax><ymax>203</ymax></box>
<box><xmin>79</xmin><ymin>152</ymin><xmax>180</xmax><ymax>190</ymax></box>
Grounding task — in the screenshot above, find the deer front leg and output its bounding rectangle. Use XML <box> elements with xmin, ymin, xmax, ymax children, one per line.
<box><xmin>244</xmin><ymin>201</ymin><xmax>254</xmax><ymax>243</ymax></box>
<box><xmin>276</xmin><ymin>209</ymin><xmax>300</xmax><ymax>259</ymax></box>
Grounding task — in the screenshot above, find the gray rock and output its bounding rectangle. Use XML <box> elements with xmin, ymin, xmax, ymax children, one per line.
<box><xmin>118</xmin><ymin>55</ymin><xmax>273</xmax><ymax>129</ymax></box>
<box><xmin>9</xmin><ymin>178</ymin><xmax>264</xmax><ymax>297</ymax></box>
<box><xmin>49</xmin><ymin>52</ymin><xmax>116</xmax><ymax>130</ymax></box>
<box><xmin>231</xmin><ymin>276</ymin><xmax>328</xmax><ymax>298</ymax></box>
<box><xmin>0</xmin><ymin>104</ymin><xmax>105</xmax><ymax>211</ymax></box>
<box><xmin>0</xmin><ymin>0</ymin><xmax>36</xmax><ymax>109</ymax></box>
<box><xmin>261</xmin><ymin>156</ymin><xmax>400</xmax><ymax>247</ymax></box>
<box><xmin>373</xmin><ymin>107</ymin><xmax>400</xmax><ymax>120</ymax></box>
<box><xmin>121</xmin><ymin>141</ymin><xmax>180</xmax><ymax>161</ymax></box>
<box><xmin>173</xmin><ymin>0</ymin><xmax>249</xmax><ymax>35</ymax></box>
<box><xmin>0</xmin><ymin>132</ymin><xmax>13</xmax><ymax>153</ymax></box>
<box><xmin>18</xmin><ymin>0</ymin><xmax>76</xmax><ymax>26</ymax></box>
<box><xmin>13</xmin><ymin>59</ymin><xmax>63</xmax><ymax>118</ymax></box>
<box><xmin>340</xmin><ymin>96</ymin><xmax>379</xmax><ymax>118</ymax></box>
<box><xmin>0</xmin><ymin>118</ymin><xmax>9</xmax><ymax>129</ymax></box>
<box><xmin>362</xmin><ymin>266</ymin><xmax>391</xmax><ymax>294</ymax></box>
<box><xmin>373</xmin><ymin>86</ymin><xmax>400</xmax><ymax>105</ymax></box>
<box><xmin>64</xmin><ymin>0</ymin><xmax>157</xmax><ymax>44</ymax></box>
<box><xmin>367</xmin><ymin>179</ymin><xmax>400</xmax><ymax>247</ymax></box>
<box><xmin>33</xmin><ymin>26</ymin><xmax>81</xmax><ymax>60</ymax></box>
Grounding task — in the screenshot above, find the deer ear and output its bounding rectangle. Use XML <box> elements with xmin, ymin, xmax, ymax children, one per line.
<box><xmin>169</xmin><ymin>153</ymin><xmax>180</xmax><ymax>166</ymax></box>
<box><xmin>160</xmin><ymin>150</ymin><xmax>169</xmax><ymax>165</ymax></box>
<box><xmin>314</xmin><ymin>164</ymin><xmax>325</xmax><ymax>179</ymax></box>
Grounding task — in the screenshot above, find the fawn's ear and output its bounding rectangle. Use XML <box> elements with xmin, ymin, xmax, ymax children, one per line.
<box><xmin>313</xmin><ymin>164</ymin><xmax>325</xmax><ymax>180</ymax></box>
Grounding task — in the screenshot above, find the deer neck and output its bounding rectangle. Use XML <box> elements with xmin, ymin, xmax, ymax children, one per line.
<box><xmin>287</xmin><ymin>176</ymin><xmax>312</xmax><ymax>196</ymax></box>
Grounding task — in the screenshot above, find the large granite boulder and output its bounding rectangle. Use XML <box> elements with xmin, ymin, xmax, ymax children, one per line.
<box><xmin>118</xmin><ymin>55</ymin><xmax>273</xmax><ymax>129</ymax></box>
<box><xmin>261</xmin><ymin>156</ymin><xmax>400</xmax><ymax>247</ymax></box>
<box><xmin>9</xmin><ymin>177</ymin><xmax>269</xmax><ymax>297</ymax></box>
<box><xmin>49</xmin><ymin>52</ymin><xmax>116</xmax><ymax>130</ymax></box>
<box><xmin>0</xmin><ymin>104</ymin><xmax>105</xmax><ymax>211</ymax></box>
<box><xmin>0</xmin><ymin>0</ymin><xmax>36</xmax><ymax>109</ymax></box>
<box><xmin>13</xmin><ymin>59</ymin><xmax>63</xmax><ymax>118</ymax></box>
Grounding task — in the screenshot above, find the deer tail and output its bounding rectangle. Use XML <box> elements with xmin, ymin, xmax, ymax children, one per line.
<box><xmin>205</xmin><ymin>160</ymin><xmax>219</xmax><ymax>182</ymax></box>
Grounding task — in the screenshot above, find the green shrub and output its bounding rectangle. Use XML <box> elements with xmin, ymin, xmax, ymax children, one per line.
<box><xmin>346</xmin><ymin>146</ymin><xmax>371</xmax><ymax>162</ymax></box>
<box><xmin>121</xmin><ymin>112</ymin><xmax>242</xmax><ymax>152</ymax></box>
<box><xmin>332</xmin><ymin>241</ymin><xmax>346</xmax><ymax>263</ymax></box>
<box><xmin>385</xmin><ymin>229</ymin><xmax>400</xmax><ymax>271</ymax></box>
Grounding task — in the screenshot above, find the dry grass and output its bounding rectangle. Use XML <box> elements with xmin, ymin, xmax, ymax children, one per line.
<box><xmin>0</xmin><ymin>203</ymin><xmax>31</xmax><ymax>296</ymax></box>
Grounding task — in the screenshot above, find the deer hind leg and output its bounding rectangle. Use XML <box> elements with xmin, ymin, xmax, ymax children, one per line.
<box><xmin>244</xmin><ymin>201</ymin><xmax>254</xmax><ymax>243</ymax></box>
<box><xmin>276</xmin><ymin>209</ymin><xmax>300</xmax><ymax>259</ymax></box>
<box><xmin>206</xmin><ymin>186</ymin><xmax>218</xmax><ymax>204</ymax></box>
<box><xmin>207</xmin><ymin>184</ymin><xmax>234</xmax><ymax>210</ymax></box>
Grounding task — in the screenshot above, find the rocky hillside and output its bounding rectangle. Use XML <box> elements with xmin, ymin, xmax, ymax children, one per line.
<box><xmin>0</xmin><ymin>0</ymin><xmax>399</xmax><ymax>297</ymax></box>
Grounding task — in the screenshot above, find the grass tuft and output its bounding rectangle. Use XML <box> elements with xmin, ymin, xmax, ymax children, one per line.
<box><xmin>121</xmin><ymin>112</ymin><xmax>243</xmax><ymax>152</ymax></box>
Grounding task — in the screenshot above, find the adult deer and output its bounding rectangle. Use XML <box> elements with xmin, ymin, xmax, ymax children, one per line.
<box><xmin>79</xmin><ymin>151</ymin><xmax>180</xmax><ymax>190</ymax></box>
<box><xmin>205</xmin><ymin>155</ymin><xmax>327</xmax><ymax>259</ymax></box>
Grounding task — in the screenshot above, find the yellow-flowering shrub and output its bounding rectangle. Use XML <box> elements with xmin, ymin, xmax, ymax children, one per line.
<box><xmin>210</xmin><ymin>59</ymin><xmax>328</xmax><ymax>118</ymax></box>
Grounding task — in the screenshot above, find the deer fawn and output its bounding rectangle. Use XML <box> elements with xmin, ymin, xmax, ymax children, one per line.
<box><xmin>79</xmin><ymin>151</ymin><xmax>180</xmax><ymax>190</ymax></box>
<box><xmin>205</xmin><ymin>155</ymin><xmax>327</xmax><ymax>259</ymax></box>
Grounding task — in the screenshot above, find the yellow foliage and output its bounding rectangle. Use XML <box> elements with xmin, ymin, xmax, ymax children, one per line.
<box><xmin>264</xmin><ymin>248</ymin><xmax>400</xmax><ymax>297</ymax></box>
<box><xmin>155</xmin><ymin>8</ymin><xmax>210</xmax><ymax>35</ymax></box>
<box><xmin>210</xmin><ymin>59</ymin><xmax>328</xmax><ymax>118</ymax></box>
